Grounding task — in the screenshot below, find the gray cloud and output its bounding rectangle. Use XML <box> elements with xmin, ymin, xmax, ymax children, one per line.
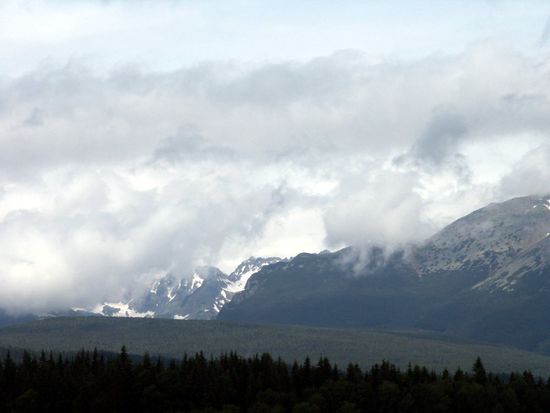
<box><xmin>411</xmin><ymin>108</ymin><xmax>468</xmax><ymax>166</ymax></box>
<box><xmin>539</xmin><ymin>16</ymin><xmax>550</xmax><ymax>47</ymax></box>
<box><xmin>22</xmin><ymin>108</ymin><xmax>45</xmax><ymax>127</ymax></box>
<box><xmin>152</xmin><ymin>125</ymin><xmax>234</xmax><ymax>164</ymax></box>
<box><xmin>1</xmin><ymin>47</ymin><xmax>550</xmax><ymax>312</ymax></box>
<box><xmin>498</xmin><ymin>145</ymin><xmax>550</xmax><ymax>198</ymax></box>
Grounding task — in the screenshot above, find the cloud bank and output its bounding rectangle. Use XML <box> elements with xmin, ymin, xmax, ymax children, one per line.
<box><xmin>1</xmin><ymin>45</ymin><xmax>550</xmax><ymax>311</ymax></box>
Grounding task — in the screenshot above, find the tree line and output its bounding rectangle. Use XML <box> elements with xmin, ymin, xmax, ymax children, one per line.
<box><xmin>0</xmin><ymin>347</ymin><xmax>549</xmax><ymax>412</ymax></box>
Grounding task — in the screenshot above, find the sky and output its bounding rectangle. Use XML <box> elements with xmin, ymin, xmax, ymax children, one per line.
<box><xmin>2</xmin><ymin>0</ymin><xmax>550</xmax><ymax>312</ymax></box>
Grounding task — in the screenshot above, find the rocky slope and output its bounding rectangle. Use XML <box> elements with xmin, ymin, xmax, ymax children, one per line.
<box><xmin>220</xmin><ymin>195</ymin><xmax>550</xmax><ymax>354</ymax></box>
<box><xmin>88</xmin><ymin>256</ymin><xmax>283</xmax><ymax>320</ymax></box>
<box><xmin>414</xmin><ymin>196</ymin><xmax>550</xmax><ymax>277</ymax></box>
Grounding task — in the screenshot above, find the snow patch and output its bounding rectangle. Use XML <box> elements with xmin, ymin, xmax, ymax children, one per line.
<box><xmin>191</xmin><ymin>272</ymin><xmax>204</xmax><ymax>289</ymax></box>
<box><xmin>150</xmin><ymin>279</ymin><xmax>160</xmax><ymax>294</ymax></box>
<box><xmin>167</xmin><ymin>285</ymin><xmax>178</xmax><ymax>302</ymax></box>
<box><xmin>91</xmin><ymin>302</ymin><xmax>155</xmax><ymax>318</ymax></box>
<box><xmin>225</xmin><ymin>258</ymin><xmax>280</xmax><ymax>293</ymax></box>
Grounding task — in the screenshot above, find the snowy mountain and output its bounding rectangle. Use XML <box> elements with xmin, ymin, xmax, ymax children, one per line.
<box><xmin>220</xmin><ymin>195</ymin><xmax>550</xmax><ymax>354</ymax></box>
<box><xmin>226</xmin><ymin>256</ymin><xmax>283</xmax><ymax>292</ymax></box>
<box><xmin>86</xmin><ymin>257</ymin><xmax>283</xmax><ymax>320</ymax></box>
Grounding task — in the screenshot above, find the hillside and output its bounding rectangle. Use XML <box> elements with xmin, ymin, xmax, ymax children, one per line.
<box><xmin>220</xmin><ymin>195</ymin><xmax>550</xmax><ymax>354</ymax></box>
<box><xmin>1</xmin><ymin>317</ymin><xmax>550</xmax><ymax>376</ymax></box>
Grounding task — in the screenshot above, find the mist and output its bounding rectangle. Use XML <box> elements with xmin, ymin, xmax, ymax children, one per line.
<box><xmin>2</xmin><ymin>1</ymin><xmax>550</xmax><ymax>312</ymax></box>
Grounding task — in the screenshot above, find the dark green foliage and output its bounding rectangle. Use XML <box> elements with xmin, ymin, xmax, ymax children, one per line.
<box><xmin>0</xmin><ymin>349</ymin><xmax>549</xmax><ymax>412</ymax></box>
<box><xmin>3</xmin><ymin>317</ymin><xmax>550</xmax><ymax>377</ymax></box>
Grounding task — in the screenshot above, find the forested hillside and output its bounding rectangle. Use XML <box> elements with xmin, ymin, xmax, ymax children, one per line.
<box><xmin>2</xmin><ymin>317</ymin><xmax>550</xmax><ymax>376</ymax></box>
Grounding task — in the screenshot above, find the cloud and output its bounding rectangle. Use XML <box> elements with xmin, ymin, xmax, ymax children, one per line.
<box><xmin>410</xmin><ymin>108</ymin><xmax>468</xmax><ymax>166</ymax></box>
<box><xmin>323</xmin><ymin>168</ymin><xmax>432</xmax><ymax>249</ymax></box>
<box><xmin>1</xmin><ymin>46</ymin><xmax>550</xmax><ymax>312</ymax></box>
<box><xmin>539</xmin><ymin>16</ymin><xmax>550</xmax><ymax>47</ymax></box>
<box><xmin>498</xmin><ymin>145</ymin><xmax>550</xmax><ymax>197</ymax></box>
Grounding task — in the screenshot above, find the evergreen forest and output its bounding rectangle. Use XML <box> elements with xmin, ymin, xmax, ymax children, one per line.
<box><xmin>0</xmin><ymin>347</ymin><xmax>549</xmax><ymax>412</ymax></box>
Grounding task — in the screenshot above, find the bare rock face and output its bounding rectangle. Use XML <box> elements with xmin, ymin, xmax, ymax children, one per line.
<box><xmin>413</xmin><ymin>196</ymin><xmax>550</xmax><ymax>277</ymax></box>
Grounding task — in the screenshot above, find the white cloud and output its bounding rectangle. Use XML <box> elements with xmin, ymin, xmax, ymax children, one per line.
<box><xmin>0</xmin><ymin>6</ymin><xmax>550</xmax><ymax>311</ymax></box>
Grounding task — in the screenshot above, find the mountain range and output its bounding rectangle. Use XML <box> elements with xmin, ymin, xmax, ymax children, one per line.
<box><xmin>83</xmin><ymin>256</ymin><xmax>283</xmax><ymax>320</ymax></box>
<box><xmin>220</xmin><ymin>195</ymin><xmax>550</xmax><ymax>354</ymax></box>
<box><xmin>3</xmin><ymin>194</ymin><xmax>550</xmax><ymax>358</ymax></box>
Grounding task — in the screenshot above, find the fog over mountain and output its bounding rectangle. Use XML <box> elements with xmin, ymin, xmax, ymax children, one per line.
<box><xmin>2</xmin><ymin>0</ymin><xmax>550</xmax><ymax>312</ymax></box>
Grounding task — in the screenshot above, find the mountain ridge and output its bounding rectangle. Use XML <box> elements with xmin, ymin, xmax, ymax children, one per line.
<box><xmin>86</xmin><ymin>256</ymin><xmax>284</xmax><ymax>320</ymax></box>
<box><xmin>220</xmin><ymin>195</ymin><xmax>550</xmax><ymax>354</ymax></box>
<box><xmin>3</xmin><ymin>194</ymin><xmax>550</xmax><ymax>356</ymax></box>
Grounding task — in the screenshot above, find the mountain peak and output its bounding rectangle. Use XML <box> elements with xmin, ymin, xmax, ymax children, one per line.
<box><xmin>81</xmin><ymin>257</ymin><xmax>283</xmax><ymax>321</ymax></box>
<box><xmin>193</xmin><ymin>266</ymin><xmax>226</xmax><ymax>280</ymax></box>
<box><xmin>414</xmin><ymin>195</ymin><xmax>550</xmax><ymax>276</ymax></box>
<box><xmin>226</xmin><ymin>256</ymin><xmax>283</xmax><ymax>292</ymax></box>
